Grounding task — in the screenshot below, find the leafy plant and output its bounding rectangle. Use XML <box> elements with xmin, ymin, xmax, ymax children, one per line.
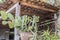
<box><xmin>0</xmin><ymin>11</ymin><xmax>40</xmax><ymax>40</ymax></box>
<box><xmin>41</xmin><ymin>30</ymin><xmax>60</xmax><ymax>40</ymax></box>
<box><xmin>0</xmin><ymin>11</ymin><xmax>39</xmax><ymax>32</ymax></box>
<box><xmin>0</xmin><ymin>11</ymin><xmax>14</xmax><ymax>28</ymax></box>
<box><xmin>0</xmin><ymin>11</ymin><xmax>60</xmax><ymax>40</ymax></box>
<box><xmin>0</xmin><ymin>11</ymin><xmax>7</xmax><ymax>20</ymax></box>
<box><xmin>7</xmin><ymin>13</ymin><xmax>14</xmax><ymax>20</ymax></box>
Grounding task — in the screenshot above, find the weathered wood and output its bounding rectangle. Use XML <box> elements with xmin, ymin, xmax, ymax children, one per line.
<box><xmin>21</xmin><ymin>2</ymin><xmax>56</xmax><ymax>12</ymax></box>
<box><xmin>20</xmin><ymin>0</ymin><xmax>59</xmax><ymax>10</ymax></box>
<box><xmin>0</xmin><ymin>0</ymin><xmax>13</xmax><ymax>10</ymax></box>
<box><xmin>21</xmin><ymin>9</ymin><xmax>54</xmax><ymax>21</ymax></box>
<box><xmin>10</xmin><ymin>0</ymin><xmax>59</xmax><ymax>13</ymax></box>
<box><xmin>0</xmin><ymin>0</ymin><xmax>59</xmax><ymax>13</ymax></box>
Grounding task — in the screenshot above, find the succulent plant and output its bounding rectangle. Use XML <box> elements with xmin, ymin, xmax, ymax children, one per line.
<box><xmin>0</xmin><ymin>11</ymin><xmax>39</xmax><ymax>32</ymax></box>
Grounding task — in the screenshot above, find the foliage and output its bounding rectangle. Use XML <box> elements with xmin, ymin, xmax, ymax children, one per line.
<box><xmin>0</xmin><ymin>11</ymin><xmax>60</xmax><ymax>40</ymax></box>
<box><xmin>0</xmin><ymin>11</ymin><xmax>40</xmax><ymax>40</ymax></box>
<box><xmin>7</xmin><ymin>13</ymin><xmax>14</xmax><ymax>20</ymax></box>
<box><xmin>31</xmin><ymin>32</ymin><xmax>40</xmax><ymax>40</ymax></box>
<box><xmin>2</xmin><ymin>21</ymin><xmax>7</xmax><ymax>25</ymax></box>
<box><xmin>0</xmin><ymin>11</ymin><xmax>7</xmax><ymax>20</ymax></box>
<box><xmin>0</xmin><ymin>11</ymin><xmax>39</xmax><ymax>32</ymax></box>
<box><xmin>41</xmin><ymin>30</ymin><xmax>60</xmax><ymax>40</ymax></box>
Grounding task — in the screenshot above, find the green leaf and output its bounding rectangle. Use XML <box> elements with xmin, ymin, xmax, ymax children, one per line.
<box><xmin>2</xmin><ymin>21</ymin><xmax>7</xmax><ymax>25</ymax></box>
<box><xmin>14</xmin><ymin>18</ymin><xmax>20</xmax><ymax>27</ymax></box>
<box><xmin>7</xmin><ymin>21</ymin><xmax>14</xmax><ymax>28</ymax></box>
<box><xmin>7</xmin><ymin>13</ymin><xmax>14</xmax><ymax>20</ymax></box>
<box><xmin>0</xmin><ymin>11</ymin><xmax>7</xmax><ymax>20</ymax></box>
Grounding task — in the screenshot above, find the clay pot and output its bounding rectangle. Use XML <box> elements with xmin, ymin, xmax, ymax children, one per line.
<box><xmin>19</xmin><ymin>32</ymin><xmax>32</xmax><ymax>40</ymax></box>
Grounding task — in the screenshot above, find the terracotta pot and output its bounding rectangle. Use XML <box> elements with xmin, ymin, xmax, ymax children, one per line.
<box><xmin>19</xmin><ymin>32</ymin><xmax>32</xmax><ymax>40</ymax></box>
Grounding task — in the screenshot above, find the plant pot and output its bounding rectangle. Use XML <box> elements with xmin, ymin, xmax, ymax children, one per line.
<box><xmin>19</xmin><ymin>32</ymin><xmax>32</xmax><ymax>40</ymax></box>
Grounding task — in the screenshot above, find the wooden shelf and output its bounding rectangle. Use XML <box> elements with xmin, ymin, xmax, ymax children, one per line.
<box><xmin>0</xmin><ymin>0</ymin><xmax>59</xmax><ymax>13</ymax></box>
<box><xmin>20</xmin><ymin>0</ymin><xmax>59</xmax><ymax>13</ymax></box>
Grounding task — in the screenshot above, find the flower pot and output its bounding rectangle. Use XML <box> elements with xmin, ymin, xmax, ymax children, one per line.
<box><xmin>19</xmin><ymin>32</ymin><xmax>32</xmax><ymax>40</ymax></box>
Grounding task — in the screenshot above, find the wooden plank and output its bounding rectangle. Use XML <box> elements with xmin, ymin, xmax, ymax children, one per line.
<box><xmin>20</xmin><ymin>0</ymin><xmax>59</xmax><ymax>12</ymax></box>
<box><xmin>21</xmin><ymin>1</ymin><xmax>57</xmax><ymax>13</ymax></box>
<box><xmin>0</xmin><ymin>0</ymin><xmax>59</xmax><ymax>13</ymax></box>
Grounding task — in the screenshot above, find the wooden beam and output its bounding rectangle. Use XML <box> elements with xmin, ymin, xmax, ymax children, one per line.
<box><xmin>20</xmin><ymin>1</ymin><xmax>57</xmax><ymax>13</ymax></box>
